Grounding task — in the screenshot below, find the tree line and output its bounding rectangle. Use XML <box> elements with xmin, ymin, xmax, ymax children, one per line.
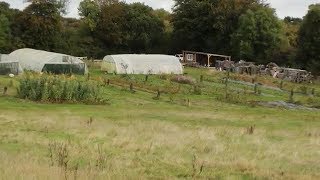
<box><xmin>0</xmin><ymin>0</ymin><xmax>319</xmax><ymax>75</ymax></box>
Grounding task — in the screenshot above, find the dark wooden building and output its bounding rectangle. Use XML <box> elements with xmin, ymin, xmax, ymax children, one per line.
<box><xmin>182</xmin><ymin>50</ymin><xmax>231</xmax><ymax>67</ymax></box>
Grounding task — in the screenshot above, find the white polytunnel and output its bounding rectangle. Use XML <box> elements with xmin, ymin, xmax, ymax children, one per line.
<box><xmin>101</xmin><ymin>54</ymin><xmax>183</xmax><ymax>74</ymax></box>
<box><xmin>0</xmin><ymin>54</ymin><xmax>23</xmax><ymax>75</ymax></box>
<box><xmin>9</xmin><ymin>48</ymin><xmax>88</xmax><ymax>75</ymax></box>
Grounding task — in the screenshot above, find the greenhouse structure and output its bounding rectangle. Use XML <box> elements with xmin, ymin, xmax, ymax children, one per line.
<box><xmin>0</xmin><ymin>54</ymin><xmax>23</xmax><ymax>75</ymax></box>
<box><xmin>9</xmin><ymin>48</ymin><xmax>88</xmax><ymax>75</ymax></box>
<box><xmin>101</xmin><ymin>54</ymin><xmax>183</xmax><ymax>74</ymax></box>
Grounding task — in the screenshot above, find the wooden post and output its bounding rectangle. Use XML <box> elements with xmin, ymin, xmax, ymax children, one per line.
<box><xmin>130</xmin><ymin>83</ymin><xmax>134</xmax><ymax>92</ymax></box>
<box><xmin>156</xmin><ymin>89</ymin><xmax>161</xmax><ymax>99</ymax></box>
<box><xmin>183</xmin><ymin>51</ymin><xmax>186</xmax><ymax>63</ymax></box>
<box><xmin>3</xmin><ymin>87</ymin><xmax>8</xmax><ymax>95</ymax></box>
<box><xmin>311</xmin><ymin>88</ymin><xmax>315</xmax><ymax>96</ymax></box>
<box><xmin>225</xmin><ymin>70</ymin><xmax>230</xmax><ymax>99</ymax></box>
<box><xmin>254</xmin><ymin>84</ymin><xmax>258</xmax><ymax>94</ymax></box>
<box><xmin>289</xmin><ymin>89</ymin><xmax>294</xmax><ymax>102</ymax></box>
<box><xmin>87</xmin><ymin>73</ymin><xmax>90</xmax><ymax>81</ymax></box>
<box><xmin>207</xmin><ymin>55</ymin><xmax>210</xmax><ymax>67</ymax></box>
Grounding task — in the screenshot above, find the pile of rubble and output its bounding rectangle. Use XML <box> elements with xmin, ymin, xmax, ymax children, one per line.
<box><xmin>215</xmin><ymin>60</ymin><xmax>313</xmax><ymax>83</ymax></box>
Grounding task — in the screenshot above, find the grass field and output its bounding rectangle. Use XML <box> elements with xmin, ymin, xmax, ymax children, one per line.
<box><xmin>0</xmin><ymin>66</ymin><xmax>319</xmax><ymax>179</ymax></box>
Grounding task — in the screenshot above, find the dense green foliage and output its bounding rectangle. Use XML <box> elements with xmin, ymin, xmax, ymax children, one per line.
<box><xmin>297</xmin><ymin>4</ymin><xmax>320</xmax><ymax>75</ymax></box>
<box><xmin>231</xmin><ymin>6</ymin><xmax>287</xmax><ymax>63</ymax></box>
<box><xmin>0</xmin><ymin>0</ymin><xmax>319</xmax><ymax>73</ymax></box>
<box><xmin>17</xmin><ymin>74</ymin><xmax>104</xmax><ymax>103</ymax></box>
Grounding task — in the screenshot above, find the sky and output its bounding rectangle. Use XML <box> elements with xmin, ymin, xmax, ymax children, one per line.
<box><xmin>2</xmin><ymin>0</ymin><xmax>320</xmax><ymax>19</ymax></box>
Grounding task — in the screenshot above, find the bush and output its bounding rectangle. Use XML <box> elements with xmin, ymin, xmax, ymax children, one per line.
<box><xmin>171</xmin><ymin>75</ymin><xmax>196</xmax><ymax>85</ymax></box>
<box><xmin>17</xmin><ymin>74</ymin><xmax>106</xmax><ymax>104</ymax></box>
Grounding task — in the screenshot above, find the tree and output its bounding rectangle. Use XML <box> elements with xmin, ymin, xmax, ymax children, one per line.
<box><xmin>12</xmin><ymin>0</ymin><xmax>68</xmax><ymax>51</ymax></box>
<box><xmin>231</xmin><ymin>6</ymin><xmax>287</xmax><ymax>64</ymax></box>
<box><xmin>297</xmin><ymin>4</ymin><xmax>320</xmax><ymax>75</ymax></box>
<box><xmin>126</xmin><ymin>3</ymin><xmax>164</xmax><ymax>53</ymax></box>
<box><xmin>0</xmin><ymin>2</ymin><xmax>22</xmax><ymax>53</ymax></box>
<box><xmin>94</xmin><ymin>1</ymin><xmax>128</xmax><ymax>50</ymax></box>
<box><xmin>78</xmin><ymin>0</ymin><xmax>100</xmax><ymax>31</ymax></box>
<box><xmin>172</xmin><ymin>0</ymin><xmax>262</xmax><ymax>54</ymax></box>
<box><xmin>0</xmin><ymin>14</ymin><xmax>10</xmax><ymax>52</ymax></box>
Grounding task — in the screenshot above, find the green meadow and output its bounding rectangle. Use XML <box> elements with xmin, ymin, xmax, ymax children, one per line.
<box><xmin>0</xmin><ymin>66</ymin><xmax>319</xmax><ymax>179</ymax></box>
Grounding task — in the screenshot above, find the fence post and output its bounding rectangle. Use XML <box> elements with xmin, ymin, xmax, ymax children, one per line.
<box><xmin>311</xmin><ymin>88</ymin><xmax>315</xmax><ymax>96</ymax></box>
<box><xmin>200</xmin><ymin>75</ymin><xmax>204</xmax><ymax>83</ymax></box>
<box><xmin>130</xmin><ymin>83</ymin><xmax>134</xmax><ymax>92</ymax></box>
<box><xmin>289</xmin><ymin>89</ymin><xmax>294</xmax><ymax>102</ymax></box>
<box><xmin>254</xmin><ymin>84</ymin><xmax>258</xmax><ymax>94</ymax></box>
<box><xmin>3</xmin><ymin>87</ymin><xmax>7</xmax><ymax>95</ymax></box>
<box><xmin>87</xmin><ymin>73</ymin><xmax>90</xmax><ymax>81</ymax></box>
<box><xmin>156</xmin><ymin>89</ymin><xmax>161</xmax><ymax>99</ymax></box>
<box><xmin>280</xmin><ymin>80</ymin><xmax>283</xmax><ymax>89</ymax></box>
<box><xmin>225</xmin><ymin>69</ymin><xmax>230</xmax><ymax>99</ymax></box>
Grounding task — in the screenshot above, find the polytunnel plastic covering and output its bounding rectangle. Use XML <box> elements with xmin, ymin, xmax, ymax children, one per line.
<box><xmin>9</xmin><ymin>48</ymin><xmax>88</xmax><ymax>75</ymax></box>
<box><xmin>101</xmin><ymin>54</ymin><xmax>183</xmax><ymax>74</ymax></box>
<box><xmin>0</xmin><ymin>54</ymin><xmax>23</xmax><ymax>75</ymax></box>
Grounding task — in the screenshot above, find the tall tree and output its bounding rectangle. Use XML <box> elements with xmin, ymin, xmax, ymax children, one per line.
<box><xmin>0</xmin><ymin>2</ymin><xmax>19</xmax><ymax>53</ymax></box>
<box><xmin>297</xmin><ymin>4</ymin><xmax>320</xmax><ymax>75</ymax></box>
<box><xmin>172</xmin><ymin>0</ymin><xmax>262</xmax><ymax>54</ymax></box>
<box><xmin>126</xmin><ymin>3</ymin><xmax>164</xmax><ymax>53</ymax></box>
<box><xmin>78</xmin><ymin>0</ymin><xmax>100</xmax><ymax>31</ymax></box>
<box><xmin>0</xmin><ymin>14</ymin><xmax>10</xmax><ymax>52</ymax></box>
<box><xmin>12</xmin><ymin>0</ymin><xmax>68</xmax><ymax>51</ymax></box>
<box><xmin>231</xmin><ymin>6</ymin><xmax>287</xmax><ymax>64</ymax></box>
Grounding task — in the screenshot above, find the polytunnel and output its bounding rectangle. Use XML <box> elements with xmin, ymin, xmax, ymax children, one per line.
<box><xmin>9</xmin><ymin>48</ymin><xmax>88</xmax><ymax>75</ymax></box>
<box><xmin>101</xmin><ymin>54</ymin><xmax>183</xmax><ymax>74</ymax></box>
<box><xmin>0</xmin><ymin>54</ymin><xmax>23</xmax><ymax>75</ymax></box>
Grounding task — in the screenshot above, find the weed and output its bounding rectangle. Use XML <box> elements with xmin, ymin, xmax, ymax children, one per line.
<box><xmin>246</xmin><ymin>125</ymin><xmax>256</xmax><ymax>135</ymax></box>
<box><xmin>87</xmin><ymin>117</ymin><xmax>93</xmax><ymax>126</ymax></box>
<box><xmin>9</xmin><ymin>80</ymin><xmax>13</xmax><ymax>87</ymax></box>
<box><xmin>298</xmin><ymin>86</ymin><xmax>308</xmax><ymax>95</ymax></box>
<box><xmin>191</xmin><ymin>154</ymin><xmax>205</xmax><ymax>178</ymax></box>
<box><xmin>193</xmin><ymin>84</ymin><xmax>202</xmax><ymax>95</ymax></box>
<box><xmin>95</xmin><ymin>144</ymin><xmax>107</xmax><ymax>170</ymax></box>
<box><xmin>153</xmin><ymin>89</ymin><xmax>161</xmax><ymax>100</ymax></box>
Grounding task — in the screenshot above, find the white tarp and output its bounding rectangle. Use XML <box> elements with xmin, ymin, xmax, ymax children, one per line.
<box><xmin>9</xmin><ymin>48</ymin><xmax>88</xmax><ymax>73</ymax></box>
<box><xmin>102</xmin><ymin>54</ymin><xmax>183</xmax><ymax>74</ymax></box>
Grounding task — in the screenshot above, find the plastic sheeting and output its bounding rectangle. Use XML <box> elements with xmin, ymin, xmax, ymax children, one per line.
<box><xmin>102</xmin><ymin>54</ymin><xmax>183</xmax><ymax>74</ymax></box>
<box><xmin>0</xmin><ymin>54</ymin><xmax>23</xmax><ymax>75</ymax></box>
<box><xmin>9</xmin><ymin>48</ymin><xmax>88</xmax><ymax>74</ymax></box>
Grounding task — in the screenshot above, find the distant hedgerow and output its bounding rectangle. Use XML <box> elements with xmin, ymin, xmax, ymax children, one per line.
<box><xmin>17</xmin><ymin>74</ymin><xmax>106</xmax><ymax>104</ymax></box>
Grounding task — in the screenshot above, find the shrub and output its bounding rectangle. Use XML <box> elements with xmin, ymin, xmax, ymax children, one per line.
<box><xmin>17</xmin><ymin>74</ymin><xmax>106</xmax><ymax>104</ymax></box>
<box><xmin>171</xmin><ymin>75</ymin><xmax>196</xmax><ymax>85</ymax></box>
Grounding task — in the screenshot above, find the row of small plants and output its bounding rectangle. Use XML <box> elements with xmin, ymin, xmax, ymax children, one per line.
<box><xmin>17</xmin><ymin>74</ymin><xmax>106</xmax><ymax>104</ymax></box>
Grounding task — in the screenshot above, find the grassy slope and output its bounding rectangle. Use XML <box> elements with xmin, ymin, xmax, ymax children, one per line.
<box><xmin>0</xmin><ymin>66</ymin><xmax>319</xmax><ymax>179</ymax></box>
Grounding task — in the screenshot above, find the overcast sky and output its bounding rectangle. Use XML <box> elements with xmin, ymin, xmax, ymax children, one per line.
<box><xmin>2</xmin><ymin>0</ymin><xmax>320</xmax><ymax>19</ymax></box>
